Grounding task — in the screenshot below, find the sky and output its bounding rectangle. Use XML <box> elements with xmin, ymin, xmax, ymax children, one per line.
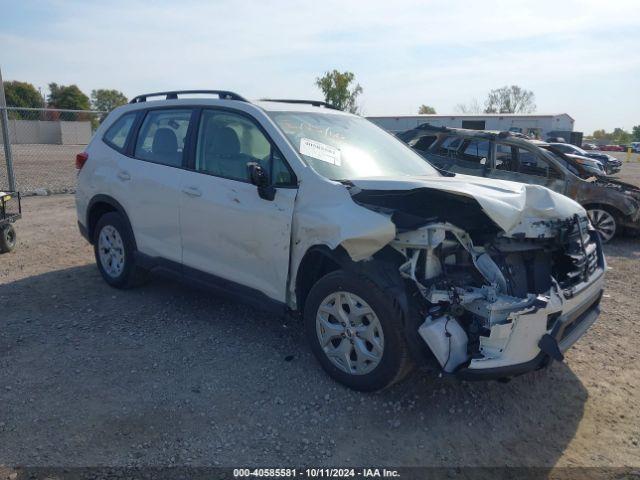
<box><xmin>0</xmin><ymin>0</ymin><xmax>638</xmax><ymax>134</ymax></box>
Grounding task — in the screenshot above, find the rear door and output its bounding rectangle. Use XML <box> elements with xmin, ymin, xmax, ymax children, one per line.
<box><xmin>178</xmin><ymin>108</ymin><xmax>297</xmax><ymax>303</ymax></box>
<box><xmin>424</xmin><ymin>135</ymin><xmax>490</xmax><ymax>177</ymax></box>
<box><xmin>114</xmin><ymin>108</ymin><xmax>194</xmax><ymax>263</ymax></box>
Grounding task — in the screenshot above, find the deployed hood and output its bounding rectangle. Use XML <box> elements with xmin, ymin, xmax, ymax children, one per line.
<box><xmin>348</xmin><ymin>174</ymin><xmax>585</xmax><ymax>236</ymax></box>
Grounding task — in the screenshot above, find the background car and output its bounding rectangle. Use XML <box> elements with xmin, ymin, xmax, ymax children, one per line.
<box><xmin>548</xmin><ymin>142</ymin><xmax>622</xmax><ymax>174</ymax></box>
<box><xmin>399</xmin><ymin>124</ymin><xmax>640</xmax><ymax>242</ymax></box>
<box><xmin>600</xmin><ymin>145</ymin><xmax>625</xmax><ymax>152</ymax></box>
<box><xmin>562</xmin><ymin>153</ymin><xmax>606</xmax><ymax>177</ymax></box>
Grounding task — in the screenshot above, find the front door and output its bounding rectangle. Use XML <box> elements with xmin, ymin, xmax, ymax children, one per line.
<box><xmin>179</xmin><ymin>108</ymin><xmax>297</xmax><ymax>303</ymax></box>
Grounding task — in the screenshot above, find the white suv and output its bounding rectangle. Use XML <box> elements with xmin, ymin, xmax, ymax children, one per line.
<box><xmin>76</xmin><ymin>90</ymin><xmax>605</xmax><ymax>391</ymax></box>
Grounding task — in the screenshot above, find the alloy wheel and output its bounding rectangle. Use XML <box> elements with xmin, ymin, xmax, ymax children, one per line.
<box><xmin>587</xmin><ymin>209</ymin><xmax>616</xmax><ymax>243</ymax></box>
<box><xmin>315</xmin><ymin>291</ymin><xmax>384</xmax><ymax>375</ymax></box>
<box><xmin>98</xmin><ymin>225</ymin><xmax>126</xmax><ymax>277</ymax></box>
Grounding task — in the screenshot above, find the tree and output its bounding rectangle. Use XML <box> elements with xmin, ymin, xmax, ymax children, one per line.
<box><xmin>3</xmin><ymin>81</ymin><xmax>43</xmax><ymax>108</ymax></box>
<box><xmin>484</xmin><ymin>85</ymin><xmax>535</xmax><ymax>114</ymax></box>
<box><xmin>454</xmin><ymin>99</ymin><xmax>482</xmax><ymax>114</ymax></box>
<box><xmin>47</xmin><ymin>83</ymin><xmax>90</xmax><ymax>111</ymax></box>
<box><xmin>592</xmin><ymin>129</ymin><xmax>609</xmax><ymax>140</ymax></box>
<box><xmin>91</xmin><ymin>89</ymin><xmax>127</xmax><ymax>112</ymax></box>
<box><xmin>315</xmin><ymin>70</ymin><xmax>363</xmax><ymax>114</ymax></box>
<box><xmin>418</xmin><ymin>104</ymin><xmax>436</xmax><ymax>114</ymax></box>
<box><xmin>632</xmin><ymin>125</ymin><xmax>640</xmax><ymax>141</ymax></box>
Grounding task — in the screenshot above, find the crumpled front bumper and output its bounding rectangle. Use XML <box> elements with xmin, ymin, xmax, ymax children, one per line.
<box><xmin>455</xmin><ymin>257</ymin><xmax>606</xmax><ymax>381</ymax></box>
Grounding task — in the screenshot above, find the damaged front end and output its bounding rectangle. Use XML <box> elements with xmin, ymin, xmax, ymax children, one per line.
<box><xmin>351</xmin><ymin>183</ymin><xmax>606</xmax><ymax>379</ymax></box>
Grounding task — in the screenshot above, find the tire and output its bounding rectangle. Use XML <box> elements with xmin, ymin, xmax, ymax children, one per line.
<box><xmin>93</xmin><ymin>212</ymin><xmax>147</xmax><ymax>288</ymax></box>
<box><xmin>304</xmin><ymin>270</ymin><xmax>413</xmax><ymax>391</ymax></box>
<box><xmin>0</xmin><ymin>224</ymin><xmax>16</xmax><ymax>253</ymax></box>
<box><xmin>587</xmin><ymin>207</ymin><xmax>617</xmax><ymax>243</ymax></box>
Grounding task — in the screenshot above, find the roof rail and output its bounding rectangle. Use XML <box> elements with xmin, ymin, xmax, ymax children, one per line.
<box><xmin>259</xmin><ymin>98</ymin><xmax>339</xmax><ymax>110</ymax></box>
<box><xmin>129</xmin><ymin>90</ymin><xmax>247</xmax><ymax>104</ymax></box>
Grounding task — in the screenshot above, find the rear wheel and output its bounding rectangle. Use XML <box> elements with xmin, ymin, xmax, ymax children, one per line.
<box><xmin>304</xmin><ymin>270</ymin><xmax>413</xmax><ymax>391</ymax></box>
<box><xmin>93</xmin><ymin>212</ymin><xmax>147</xmax><ymax>288</ymax></box>
<box><xmin>587</xmin><ymin>208</ymin><xmax>617</xmax><ymax>243</ymax></box>
<box><xmin>0</xmin><ymin>224</ymin><xmax>16</xmax><ymax>253</ymax></box>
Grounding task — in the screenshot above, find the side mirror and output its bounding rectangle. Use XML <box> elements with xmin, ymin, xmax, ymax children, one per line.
<box><xmin>247</xmin><ymin>162</ymin><xmax>275</xmax><ymax>201</ymax></box>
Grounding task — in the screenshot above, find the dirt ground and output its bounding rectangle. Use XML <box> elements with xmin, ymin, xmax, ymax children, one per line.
<box><xmin>0</xmin><ymin>175</ymin><xmax>639</xmax><ymax>470</ymax></box>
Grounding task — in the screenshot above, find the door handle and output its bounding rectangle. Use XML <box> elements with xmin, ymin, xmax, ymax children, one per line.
<box><xmin>117</xmin><ymin>170</ymin><xmax>131</xmax><ymax>181</ymax></box>
<box><xmin>182</xmin><ymin>186</ymin><xmax>202</xmax><ymax>197</ymax></box>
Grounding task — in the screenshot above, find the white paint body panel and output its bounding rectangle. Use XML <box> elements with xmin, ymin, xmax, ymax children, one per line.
<box><xmin>179</xmin><ymin>170</ymin><xmax>296</xmax><ymax>302</ymax></box>
<box><xmin>349</xmin><ymin>174</ymin><xmax>585</xmax><ymax>236</ymax></box>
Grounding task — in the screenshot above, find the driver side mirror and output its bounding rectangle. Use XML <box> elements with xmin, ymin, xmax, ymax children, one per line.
<box><xmin>247</xmin><ymin>162</ymin><xmax>275</xmax><ymax>201</ymax></box>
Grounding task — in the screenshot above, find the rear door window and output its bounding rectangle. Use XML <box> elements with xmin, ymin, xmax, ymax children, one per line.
<box><xmin>103</xmin><ymin>113</ymin><xmax>136</xmax><ymax>151</ymax></box>
<box><xmin>134</xmin><ymin>109</ymin><xmax>193</xmax><ymax>168</ymax></box>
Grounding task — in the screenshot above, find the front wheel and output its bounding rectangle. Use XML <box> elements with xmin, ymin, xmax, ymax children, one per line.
<box><xmin>587</xmin><ymin>208</ymin><xmax>617</xmax><ymax>243</ymax></box>
<box><xmin>0</xmin><ymin>224</ymin><xmax>16</xmax><ymax>253</ymax></box>
<box><xmin>304</xmin><ymin>270</ymin><xmax>413</xmax><ymax>391</ymax></box>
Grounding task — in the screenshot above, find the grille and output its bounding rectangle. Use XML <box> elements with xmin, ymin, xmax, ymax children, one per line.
<box><xmin>554</xmin><ymin>216</ymin><xmax>599</xmax><ymax>290</ymax></box>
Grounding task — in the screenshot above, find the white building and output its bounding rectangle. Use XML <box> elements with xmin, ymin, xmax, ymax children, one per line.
<box><xmin>367</xmin><ymin>113</ymin><xmax>575</xmax><ymax>139</ymax></box>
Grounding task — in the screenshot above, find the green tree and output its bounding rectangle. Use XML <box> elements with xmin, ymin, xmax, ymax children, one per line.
<box><xmin>418</xmin><ymin>104</ymin><xmax>436</xmax><ymax>114</ymax></box>
<box><xmin>47</xmin><ymin>83</ymin><xmax>90</xmax><ymax>110</ymax></box>
<box><xmin>484</xmin><ymin>85</ymin><xmax>535</xmax><ymax>114</ymax></box>
<box><xmin>315</xmin><ymin>70</ymin><xmax>363</xmax><ymax>114</ymax></box>
<box><xmin>3</xmin><ymin>81</ymin><xmax>43</xmax><ymax>108</ymax></box>
<box><xmin>91</xmin><ymin>89</ymin><xmax>127</xmax><ymax>112</ymax></box>
<box><xmin>632</xmin><ymin>125</ymin><xmax>640</xmax><ymax>141</ymax></box>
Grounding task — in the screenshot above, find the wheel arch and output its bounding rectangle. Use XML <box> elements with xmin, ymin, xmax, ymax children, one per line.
<box><xmin>87</xmin><ymin>195</ymin><xmax>136</xmax><ymax>247</ymax></box>
<box><xmin>582</xmin><ymin>202</ymin><xmax>626</xmax><ymax>220</ymax></box>
<box><xmin>295</xmin><ymin>245</ymin><xmax>347</xmax><ymax>313</ymax></box>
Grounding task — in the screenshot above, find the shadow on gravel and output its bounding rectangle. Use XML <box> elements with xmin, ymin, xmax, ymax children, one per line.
<box><xmin>0</xmin><ymin>265</ymin><xmax>588</xmax><ymax>468</ymax></box>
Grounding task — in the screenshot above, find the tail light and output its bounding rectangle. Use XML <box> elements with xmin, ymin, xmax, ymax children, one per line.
<box><xmin>76</xmin><ymin>152</ymin><xmax>88</xmax><ymax>170</ymax></box>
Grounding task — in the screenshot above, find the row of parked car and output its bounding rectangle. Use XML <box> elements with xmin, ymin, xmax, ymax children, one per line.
<box><xmin>397</xmin><ymin>124</ymin><xmax>639</xmax><ymax>243</ymax></box>
<box><xmin>582</xmin><ymin>142</ymin><xmax>640</xmax><ymax>152</ymax></box>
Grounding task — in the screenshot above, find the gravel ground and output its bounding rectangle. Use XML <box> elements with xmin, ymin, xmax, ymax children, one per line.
<box><xmin>0</xmin><ymin>178</ymin><xmax>639</xmax><ymax>469</ymax></box>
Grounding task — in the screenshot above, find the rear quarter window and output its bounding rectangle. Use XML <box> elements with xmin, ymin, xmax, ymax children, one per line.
<box><xmin>103</xmin><ymin>113</ymin><xmax>137</xmax><ymax>151</ymax></box>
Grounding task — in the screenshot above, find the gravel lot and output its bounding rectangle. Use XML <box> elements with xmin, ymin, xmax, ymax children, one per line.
<box><xmin>0</xmin><ymin>169</ymin><xmax>639</xmax><ymax>470</ymax></box>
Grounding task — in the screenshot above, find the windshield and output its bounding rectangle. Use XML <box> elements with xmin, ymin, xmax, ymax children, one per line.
<box><xmin>267</xmin><ymin>111</ymin><xmax>439</xmax><ymax>180</ymax></box>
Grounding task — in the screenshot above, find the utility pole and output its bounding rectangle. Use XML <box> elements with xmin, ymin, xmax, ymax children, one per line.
<box><xmin>0</xmin><ymin>67</ymin><xmax>16</xmax><ymax>191</ymax></box>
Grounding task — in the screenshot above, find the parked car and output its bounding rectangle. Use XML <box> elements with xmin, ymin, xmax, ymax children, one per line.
<box><xmin>399</xmin><ymin>124</ymin><xmax>640</xmax><ymax>242</ymax></box>
<box><xmin>76</xmin><ymin>91</ymin><xmax>605</xmax><ymax>391</ymax></box>
<box><xmin>562</xmin><ymin>153</ymin><xmax>606</xmax><ymax>177</ymax></box>
<box><xmin>581</xmin><ymin>143</ymin><xmax>598</xmax><ymax>151</ymax></box>
<box><xmin>630</xmin><ymin>142</ymin><xmax>640</xmax><ymax>153</ymax></box>
<box><xmin>548</xmin><ymin>142</ymin><xmax>622</xmax><ymax>174</ymax></box>
<box><xmin>600</xmin><ymin>145</ymin><xmax>625</xmax><ymax>152</ymax></box>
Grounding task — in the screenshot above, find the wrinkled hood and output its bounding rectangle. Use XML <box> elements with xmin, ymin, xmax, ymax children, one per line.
<box><xmin>349</xmin><ymin>174</ymin><xmax>585</xmax><ymax>235</ymax></box>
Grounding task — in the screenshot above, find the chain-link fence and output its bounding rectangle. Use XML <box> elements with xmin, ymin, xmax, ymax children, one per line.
<box><xmin>0</xmin><ymin>107</ymin><xmax>106</xmax><ymax>194</ymax></box>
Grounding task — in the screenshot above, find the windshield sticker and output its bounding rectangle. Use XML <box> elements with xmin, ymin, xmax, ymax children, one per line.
<box><xmin>300</xmin><ymin>138</ymin><xmax>341</xmax><ymax>166</ymax></box>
